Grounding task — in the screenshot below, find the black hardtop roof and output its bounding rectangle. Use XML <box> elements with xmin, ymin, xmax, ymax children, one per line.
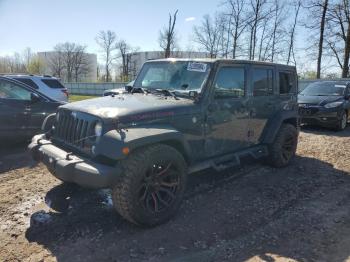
<box><xmin>146</xmin><ymin>58</ymin><xmax>296</xmax><ymax>70</ymax></box>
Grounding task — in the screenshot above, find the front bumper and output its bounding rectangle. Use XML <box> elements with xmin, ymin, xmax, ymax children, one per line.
<box><xmin>28</xmin><ymin>134</ymin><xmax>122</xmax><ymax>189</ymax></box>
<box><xmin>299</xmin><ymin>106</ymin><xmax>342</xmax><ymax>127</ymax></box>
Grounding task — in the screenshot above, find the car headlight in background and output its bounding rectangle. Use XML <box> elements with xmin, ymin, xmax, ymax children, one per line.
<box><xmin>94</xmin><ymin>121</ymin><xmax>103</xmax><ymax>137</ymax></box>
<box><xmin>324</xmin><ymin>101</ymin><xmax>343</xmax><ymax>108</ymax></box>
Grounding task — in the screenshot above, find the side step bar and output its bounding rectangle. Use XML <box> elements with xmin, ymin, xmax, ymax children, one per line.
<box><xmin>188</xmin><ymin>145</ymin><xmax>268</xmax><ymax>174</ymax></box>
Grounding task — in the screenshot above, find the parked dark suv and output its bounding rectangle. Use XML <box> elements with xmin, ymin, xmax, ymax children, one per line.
<box><xmin>298</xmin><ymin>81</ymin><xmax>350</xmax><ymax>130</ymax></box>
<box><xmin>29</xmin><ymin>59</ymin><xmax>299</xmax><ymax>226</ymax></box>
<box><xmin>0</xmin><ymin>76</ymin><xmax>62</xmax><ymax>142</ymax></box>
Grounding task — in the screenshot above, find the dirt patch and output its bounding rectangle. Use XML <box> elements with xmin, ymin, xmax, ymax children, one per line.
<box><xmin>0</xmin><ymin>128</ymin><xmax>350</xmax><ymax>262</ymax></box>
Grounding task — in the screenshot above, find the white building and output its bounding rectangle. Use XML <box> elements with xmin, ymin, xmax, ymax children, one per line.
<box><xmin>38</xmin><ymin>51</ymin><xmax>97</xmax><ymax>82</ymax></box>
<box><xmin>126</xmin><ymin>51</ymin><xmax>210</xmax><ymax>79</ymax></box>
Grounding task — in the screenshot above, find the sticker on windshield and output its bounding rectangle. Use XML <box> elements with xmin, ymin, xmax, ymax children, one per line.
<box><xmin>187</xmin><ymin>62</ymin><xmax>207</xmax><ymax>72</ymax></box>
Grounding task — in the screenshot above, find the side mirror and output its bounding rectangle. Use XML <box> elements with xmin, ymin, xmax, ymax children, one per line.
<box><xmin>30</xmin><ymin>92</ymin><xmax>41</xmax><ymax>103</ymax></box>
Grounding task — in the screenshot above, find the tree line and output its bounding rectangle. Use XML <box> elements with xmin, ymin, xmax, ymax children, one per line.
<box><xmin>161</xmin><ymin>0</ymin><xmax>350</xmax><ymax>79</ymax></box>
<box><xmin>0</xmin><ymin>0</ymin><xmax>349</xmax><ymax>81</ymax></box>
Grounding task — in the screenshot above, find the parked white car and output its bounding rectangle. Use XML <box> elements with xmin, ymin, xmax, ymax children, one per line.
<box><xmin>5</xmin><ymin>74</ymin><xmax>68</xmax><ymax>102</ymax></box>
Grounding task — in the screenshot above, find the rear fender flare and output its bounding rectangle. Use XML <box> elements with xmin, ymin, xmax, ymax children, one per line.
<box><xmin>261</xmin><ymin>111</ymin><xmax>299</xmax><ymax>144</ymax></box>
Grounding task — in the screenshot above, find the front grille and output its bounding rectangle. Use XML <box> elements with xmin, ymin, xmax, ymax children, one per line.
<box><xmin>53</xmin><ymin>109</ymin><xmax>97</xmax><ymax>154</ymax></box>
<box><xmin>299</xmin><ymin>107</ymin><xmax>319</xmax><ymax>116</ymax></box>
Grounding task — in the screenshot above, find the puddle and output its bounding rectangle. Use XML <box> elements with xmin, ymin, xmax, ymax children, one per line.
<box><xmin>99</xmin><ymin>189</ymin><xmax>113</xmax><ymax>208</ymax></box>
<box><xmin>0</xmin><ymin>195</ymin><xmax>55</xmax><ymax>230</ymax></box>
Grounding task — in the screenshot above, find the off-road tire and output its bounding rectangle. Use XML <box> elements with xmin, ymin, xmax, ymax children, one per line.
<box><xmin>335</xmin><ymin>111</ymin><xmax>347</xmax><ymax>131</ymax></box>
<box><xmin>268</xmin><ymin>123</ymin><xmax>298</xmax><ymax>168</ymax></box>
<box><xmin>112</xmin><ymin>144</ymin><xmax>187</xmax><ymax>226</ymax></box>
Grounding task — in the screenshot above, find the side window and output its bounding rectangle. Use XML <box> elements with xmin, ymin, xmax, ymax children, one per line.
<box><xmin>41</xmin><ymin>79</ymin><xmax>65</xmax><ymax>89</ymax></box>
<box><xmin>252</xmin><ymin>68</ymin><xmax>273</xmax><ymax>96</ymax></box>
<box><xmin>0</xmin><ymin>80</ymin><xmax>32</xmax><ymax>100</ymax></box>
<box><xmin>214</xmin><ymin>67</ymin><xmax>245</xmax><ymax>98</ymax></box>
<box><xmin>279</xmin><ymin>72</ymin><xmax>295</xmax><ymax>94</ymax></box>
<box><xmin>13</xmin><ymin>78</ymin><xmax>39</xmax><ymax>89</ymax></box>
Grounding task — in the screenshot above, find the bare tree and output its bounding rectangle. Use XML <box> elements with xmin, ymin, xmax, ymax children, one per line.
<box><xmin>247</xmin><ymin>0</ymin><xmax>270</xmax><ymax>60</ymax></box>
<box><xmin>343</xmin><ymin>0</ymin><xmax>350</xmax><ymax>77</ymax></box>
<box><xmin>326</xmin><ymin>0</ymin><xmax>350</xmax><ymax>77</ymax></box>
<box><xmin>225</xmin><ymin>0</ymin><xmax>248</xmax><ymax>59</ymax></box>
<box><xmin>304</xmin><ymin>0</ymin><xmax>330</xmax><ymax>78</ymax></box>
<box><xmin>159</xmin><ymin>10</ymin><xmax>178</xmax><ymax>58</ymax></box>
<box><xmin>22</xmin><ymin>47</ymin><xmax>33</xmax><ymax>71</ymax></box>
<box><xmin>270</xmin><ymin>0</ymin><xmax>286</xmax><ymax>62</ymax></box>
<box><xmin>72</xmin><ymin>45</ymin><xmax>89</xmax><ymax>82</ymax></box>
<box><xmin>50</xmin><ymin>42</ymin><xmax>88</xmax><ymax>82</ymax></box>
<box><xmin>95</xmin><ymin>30</ymin><xmax>117</xmax><ymax>82</ymax></box>
<box><xmin>49</xmin><ymin>45</ymin><xmax>65</xmax><ymax>78</ymax></box>
<box><xmin>317</xmin><ymin>0</ymin><xmax>329</xmax><ymax>78</ymax></box>
<box><xmin>116</xmin><ymin>40</ymin><xmax>139</xmax><ymax>81</ymax></box>
<box><xmin>62</xmin><ymin>42</ymin><xmax>80</xmax><ymax>82</ymax></box>
<box><xmin>194</xmin><ymin>14</ymin><xmax>223</xmax><ymax>58</ymax></box>
<box><xmin>287</xmin><ymin>0</ymin><xmax>302</xmax><ymax>65</ymax></box>
<box><xmin>27</xmin><ymin>55</ymin><xmax>45</xmax><ymax>75</ymax></box>
<box><xmin>117</xmin><ymin>40</ymin><xmax>131</xmax><ymax>81</ymax></box>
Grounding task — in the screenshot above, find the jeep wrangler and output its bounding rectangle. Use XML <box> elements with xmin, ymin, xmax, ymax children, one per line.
<box><xmin>29</xmin><ymin>59</ymin><xmax>299</xmax><ymax>226</ymax></box>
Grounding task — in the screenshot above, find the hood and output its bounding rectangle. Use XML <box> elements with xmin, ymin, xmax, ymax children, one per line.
<box><xmin>298</xmin><ymin>95</ymin><xmax>343</xmax><ymax>106</ymax></box>
<box><xmin>60</xmin><ymin>93</ymin><xmax>196</xmax><ymax>120</ymax></box>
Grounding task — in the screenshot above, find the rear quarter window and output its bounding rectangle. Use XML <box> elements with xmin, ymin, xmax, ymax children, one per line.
<box><xmin>13</xmin><ymin>78</ymin><xmax>39</xmax><ymax>89</ymax></box>
<box><xmin>41</xmin><ymin>79</ymin><xmax>65</xmax><ymax>89</ymax></box>
<box><xmin>279</xmin><ymin>71</ymin><xmax>296</xmax><ymax>94</ymax></box>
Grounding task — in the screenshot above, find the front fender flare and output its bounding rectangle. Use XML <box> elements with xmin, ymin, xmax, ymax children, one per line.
<box><xmin>95</xmin><ymin>126</ymin><xmax>191</xmax><ymax>161</ymax></box>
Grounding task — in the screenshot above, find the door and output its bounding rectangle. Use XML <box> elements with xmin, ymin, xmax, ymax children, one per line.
<box><xmin>27</xmin><ymin>98</ymin><xmax>58</xmax><ymax>135</ymax></box>
<box><xmin>0</xmin><ymin>79</ymin><xmax>32</xmax><ymax>139</ymax></box>
<box><xmin>205</xmin><ymin>65</ymin><xmax>251</xmax><ymax>157</ymax></box>
<box><xmin>248</xmin><ymin>66</ymin><xmax>278</xmax><ymax>144</ymax></box>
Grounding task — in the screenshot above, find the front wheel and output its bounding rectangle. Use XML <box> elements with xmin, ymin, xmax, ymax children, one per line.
<box><xmin>112</xmin><ymin>144</ymin><xmax>187</xmax><ymax>226</ymax></box>
<box><xmin>267</xmin><ymin>123</ymin><xmax>298</xmax><ymax>168</ymax></box>
<box><xmin>335</xmin><ymin>111</ymin><xmax>348</xmax><ymax>131</ymax></box>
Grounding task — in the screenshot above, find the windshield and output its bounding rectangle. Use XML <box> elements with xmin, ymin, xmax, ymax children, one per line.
<box><xmin>300</xmin><ymin>82</ymin><xmax>346</xmax><ymax>96</ymax></box>
<box><xmin>134</xmin><ymin>61</ymin><xmax>212</xmax><ymax>92</ymax></box>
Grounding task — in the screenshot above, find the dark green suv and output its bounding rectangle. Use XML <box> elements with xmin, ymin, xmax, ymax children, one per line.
<box><xmin>29</xmin><ymin>59</ymin><xmax>299</xmax><ymax>226</ymax></box>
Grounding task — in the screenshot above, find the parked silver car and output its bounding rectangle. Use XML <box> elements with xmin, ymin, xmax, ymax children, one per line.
<box><xmin>5</xmin><ymin>74</ymin><xmax>68</xmax><ymax>102</ymax></box>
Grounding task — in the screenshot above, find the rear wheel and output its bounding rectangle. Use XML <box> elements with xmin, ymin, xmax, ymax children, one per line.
<box><xmin>112</xmin><ymin>144</ymin><xmax>187</xmax><ymax>226</ymax></box>
<box><xmin>268</xmin><ymin>124</ymin><xmax>298</xmax><ymax>168</ymax></box>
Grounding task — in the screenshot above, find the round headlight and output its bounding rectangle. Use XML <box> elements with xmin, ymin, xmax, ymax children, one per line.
<box><xmin>94</xmin><ymin>122</ymin><xmax>103</xmax><ymax>137</ymax></box>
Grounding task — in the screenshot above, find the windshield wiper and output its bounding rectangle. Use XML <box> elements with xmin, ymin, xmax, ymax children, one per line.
<box><xmin>127</xmin><ymin>86</ymin><xmax>150</xmax><ymax>94</ymax></box>
<box><xmin>153</xmin><ymin>89</ymin><xmax>179</xmax><ymax>100</ymax></box>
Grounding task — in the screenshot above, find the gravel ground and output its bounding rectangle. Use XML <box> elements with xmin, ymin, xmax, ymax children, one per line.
<box><xmin>0</xmin><ymin>127</ymin><xmax>350</xmax><ymax>262</ymax></box>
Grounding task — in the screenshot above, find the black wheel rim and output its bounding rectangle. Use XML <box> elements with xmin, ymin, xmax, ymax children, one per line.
<box><xmin>138</xmin><ymin>162</ymin><xmax>180</xmax><ymax>213</ymax></box>
<box><xmin>281</xmin><ymin>135</ymin><xmax>295</xmax><ymax>162</ymax></box>
<box><xmin>341</xmin><ymin>114</ymin><xmax>347</xmax><ymax>129</ymax></box>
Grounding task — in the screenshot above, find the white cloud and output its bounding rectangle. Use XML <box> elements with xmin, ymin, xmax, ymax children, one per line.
<box><xmin>185</xmin><ymin>17</ymin><xmax>196</xmax><ymax>22</ymax></box>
